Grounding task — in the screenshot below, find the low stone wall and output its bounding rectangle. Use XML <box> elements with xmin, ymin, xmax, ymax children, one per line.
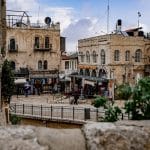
<box><xmin>0</xmin><ymin>125</ymin><xmax>86</xmax><ymax>150</ymax></box>
<box><xmin>0</xmin><ymin>121</ymin><xmax>150</xmax><ymax>150</ymax></box>
<box><xmin>83</xmin><ymin>121</ymin><xmax>150</xmax><ymax>150</ymax></box>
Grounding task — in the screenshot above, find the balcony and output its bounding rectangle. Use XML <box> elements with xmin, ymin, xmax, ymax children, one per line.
<box><xmin>144</xmin><ymin>65</ymin><xmax>150</xmax><ymax>73</ymax></box>
<box><xmin>8</xmin><ymin>44</ymin><xmax>18</xmax><ymax>52</ymax></box>
<box><xmin>34</xmin><ymin>44</ymin><xmax>52</xmax><ymax>51</ymax></box>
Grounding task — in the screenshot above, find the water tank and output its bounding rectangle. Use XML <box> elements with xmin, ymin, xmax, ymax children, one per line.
<box><xmin>116</xmin><ymin>19</ymin><xmax>122</xmax><ymax>32</ymax></box>
<box><xmin>117</xmin><ymin>19</ymin><xmax>122</xmax><ymax>26</ymax></box>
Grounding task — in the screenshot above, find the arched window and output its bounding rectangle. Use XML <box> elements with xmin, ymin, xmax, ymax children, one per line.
<box><xmin>135</xmin><ymin>49</ymin><xmax>142</xmax><ymax>62</ymax></box>
<box><xmin>125</xmin><ymin>50</ymin><xmax>130</xmax><ymax>61</ymax></box>
<box><xmin>93</xmin><ymin>51</ymin><xmax>97</xmax><ymax>63</ymax></box>
<box><xmin>38</xmin><ymin>60</ymin><xmax>42</xmax><ymax>70</ymax></box>
<box><xmin>11</xmin><ymin>61</ymin><xmax>15</xmax><ymax>70</ymax></box>
<box><xmin>85</xmin><ymin>69</ymin><xmax>90</xmax><ymax>76</ymax></box>
<box><xmin>99</xmin><ymin>69</ymin><xmax>107</xmax><ymax>78</ymax></box>
<box><xmin>80</xmin><ymin>52</ymin><xmax>84</xmax><ymax>62</ymax></box>
<box><xmin>44</xmin><ymin>60</ymin><xmax>48</xmax><ymax>70</ymax></box>
<box><xmin>80</xmin><ymin>69</ymin><xmax>83</xmax><ymax>75</ymax></box>
<box><xmin>10</xmin><ymin>38</ymin><xmax>16</xmax><ymax>50</ymax></box>
<box><xmin>101</xmin><ymin>49</ymin><xmax>105</xmax><ymax>64</ymax></box>
<box><xmin>91</xmin><ymin>70</ymin><xmax>96</xmax><ymax>77</ymax></box>
<box><xmin>45</xmin><ymin>37</ymin><xmax>49</xmax><ymax>48</ymax></box>
<box><xmin>114</xmin><ymin>50</ymin><xmax>120</xmax><ymax>61</ymax></box>
<box><xmin>86</xmin><ymin>51</ymin><xmax>90</xmax><ymax>63</ymax></box>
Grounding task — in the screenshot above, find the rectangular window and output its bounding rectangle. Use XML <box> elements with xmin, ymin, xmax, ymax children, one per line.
<box><xmin>114</xmin><ymin>50</ymin><xmax>120</xmax><ymax>61</ymax></box>
<box><xmin>65</xmin><ymin>61</ymin><xmax>69</xmax><ymax>69</ymax></box>
<box><xmin>125</xmin><ymin>51</ymin><xmax>130</xmax><ymax>61</ymax></box>
<box><xmin>35</xmin><ymin>37</ymin><xmax>39</xmax><ymax>48</ymax></box>
<box><xmin>45</xmin><ymin>37</ymin><xmax>49</xmax><ymax>48</ymax></box>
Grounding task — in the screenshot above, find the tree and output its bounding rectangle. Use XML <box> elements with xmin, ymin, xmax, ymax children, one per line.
<box><xmin>115</xmin><ymin>83</ymin><xmax>132</xmax><ymax>100</ymax></box>
<box><xmin>125</xmin><ymin>77</ymin><xmax>150</xmax><ymax>120</ymax></box>
<box><xmin>1</xmin><ymin>59</ymin><xmax>15</xmax><ymax>103</ymax></box>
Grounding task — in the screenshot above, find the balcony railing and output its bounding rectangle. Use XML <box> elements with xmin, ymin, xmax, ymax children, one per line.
<box><xmin>8</xmin><ymin>44</ymin><xmax>18</xmax><ymax>52</ymax></box>
<box><xmin>34</xmin><ymin>44</ymin><xmax>52</xmax><ymax>51</ymax></box>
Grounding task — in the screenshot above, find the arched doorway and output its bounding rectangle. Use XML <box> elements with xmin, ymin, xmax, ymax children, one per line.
<box><xmin>91</xmin><ymin>70</ymin><xmax>96</xmax><ymax>77</ymax></box>
<box><xmin>85</xmin><ymin>69</ymin><xmax>90</xmax><ymax>76</ymax></box>
<box><xmin>99</xmin><ymin>69</ymin><xmax>107</xmax><ymax>78</ymax></box>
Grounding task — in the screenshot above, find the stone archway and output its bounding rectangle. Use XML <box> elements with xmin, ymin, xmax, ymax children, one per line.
<box><xmin>85</xmin><ymin>69</ymin><xmax>90</xmax><ymax>76</ymax></box>
<box><xmin>79</xmin><ymin>69</ymin><xmax>84</xmax><ymax>75</ymax></box>
<box><xmin>98</xmin><ymin>69</ymin><xmax>107</xmax><ymax>78</ymax></box>
<box><xmin>91</xmin><ymin>70</ymin><xmax>97</xmax><ymax>77</ymax></box>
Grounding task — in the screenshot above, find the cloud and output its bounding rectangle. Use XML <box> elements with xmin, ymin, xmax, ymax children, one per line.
<box><xmin>62</xmin><ymin>17</ymin><xmax>106</xmax><ymax>51</ymax></box>
<box><xmin>6</xmin><ymin>0</ymin><xmax>74</xmax><ymax>31</ymax></box>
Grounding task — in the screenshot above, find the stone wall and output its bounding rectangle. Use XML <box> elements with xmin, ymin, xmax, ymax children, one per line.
<box><xmin>83</xmin><ymin>121</ymin><xmax>150</xmax><ymax>150</ymax></box>
<box><xmin>0</xmin><ymin>121</ymin><xmax>150</xmax><ymax>150</ymax></box>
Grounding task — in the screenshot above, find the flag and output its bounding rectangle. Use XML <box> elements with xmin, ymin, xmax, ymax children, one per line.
<box><xmin>138</xmin><ymin>12</ymin><xmax>141</xmax><ymax>17</ymax></box>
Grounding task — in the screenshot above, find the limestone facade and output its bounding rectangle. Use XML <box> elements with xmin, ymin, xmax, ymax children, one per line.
<box><xmin>78</xmin><ymin>29</ymin><xmax>150</xmax><ymax>97</ymax></box>
<box><xmin>6</xmin><ymin>21</ymin><xmax>61</xmax><ymax>87</ymax></box>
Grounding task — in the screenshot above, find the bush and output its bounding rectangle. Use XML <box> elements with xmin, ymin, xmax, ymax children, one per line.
<box><xmin>103</xmin><ymin>106</ymin><xmax>122</xmax><ymax>122</ymax></box>
<box><xmin>93</xmin><ymin>96</ymin><xmax>107</xmax><ymax>108</ymax></box>
<box><xmin>10</xmin><ymin>114</ymin><xmax>21</xmax><ymax>125</ymax></box>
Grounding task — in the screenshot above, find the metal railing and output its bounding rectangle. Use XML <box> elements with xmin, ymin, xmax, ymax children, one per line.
<box><xmin>9</xmin><ymin>103</ymin><xmax>129</xmax><ymax>123</ymax></box>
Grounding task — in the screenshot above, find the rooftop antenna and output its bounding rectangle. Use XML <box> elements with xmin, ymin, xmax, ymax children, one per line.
<box><xmin>37</xmin><ymin>4</ymin><xmax>40</xmax><ymax>25</ymax></box>
<box><xmin>107</xmin><ymin>0</ymin><xmax>110</xmax><ymax>34</ymax></box>
<box><xmin>137</xmin><ymin>11</ymin><xmax>141</xmax><ymax>28</ymax></box>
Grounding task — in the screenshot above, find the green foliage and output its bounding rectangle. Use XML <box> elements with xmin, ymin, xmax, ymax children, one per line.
<box><xmin>92</xmin><ymin>96</ymin><xmax>122</xmax><ymax>122</ymax></box>
<box><xmin>124</xmin><ymin>77</ymin><xmax>150</xmax><ymax>120</ymax></box>
<box><xmin>1</xmin><ymin>59</ymin><xmax>15</xmax><ymax>102</ymax></box>
<box><xmin>10</xmin><ymin>114</ymin><xmax>21</xmax><ymax>125</ymax></box>
<box><xmin>115</xmin><ymin>83</ymin><xmax>132</xmax><ymax>100</ymax></box>
<box><xmin>93</xmin><ymin>96</ymin><xmax>107</xmax><ymax>108</ymax></box>
<box><xmin>103</xmin><ymin>106</ymin><xmax>122</xmax><ymax>122</ymax></box>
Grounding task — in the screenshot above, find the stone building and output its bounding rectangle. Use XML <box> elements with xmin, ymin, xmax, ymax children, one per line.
<box><xmin>59</xmin><ymin>52</ymin><xmax>78</xmax><ymax>93</ymax></box>
<box><xmin>6</xmin><ymin>11</ymin><xmax>64</xmax><ymax>93</ymax></box>
<box><xmin>78</xmin><ymin>20</ymin><xmax>150</xmax><ymax>98</ymax></box>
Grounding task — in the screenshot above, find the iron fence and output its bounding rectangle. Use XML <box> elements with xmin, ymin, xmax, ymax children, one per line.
<box><xmin>9</xmin><ymin>103</ymin><xmax>129</xmax><ymax>123</ymax></box>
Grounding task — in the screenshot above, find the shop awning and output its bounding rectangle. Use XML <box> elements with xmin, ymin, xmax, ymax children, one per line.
<box><xmin>69</xmin><ymin>74</ymin><xmax>108</xmax><ymax>82</ymax></box>
<box><xmin>14</xmin><ymin>78</ymin><xmax>26</xmax><ymax>84</ymax></box>
<box><xmin>84</xmin><ymin>80</ymin><xmax>95</xmax><ymax>86</ymax></box>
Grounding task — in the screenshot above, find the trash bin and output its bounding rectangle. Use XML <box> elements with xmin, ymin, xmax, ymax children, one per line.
<box><xmin>84</xmin><ymin>108</ymin><xmax>90</xmax><ymax>120</ymax></box>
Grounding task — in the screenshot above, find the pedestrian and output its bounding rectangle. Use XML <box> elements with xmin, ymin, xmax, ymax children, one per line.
<box><xmin>34</xmin><ymin>80</ymin><xmax>41</xmax><ymax>95</ymax></box>
<box><xmin>74</xmin><ymin>91</ymin><xmax>79</xmax><ymax>105</ymax></box>
<box><xmin>24</xmin><ymin>81</ymin><xmax>30</xmax><ymax>97</ymax></box>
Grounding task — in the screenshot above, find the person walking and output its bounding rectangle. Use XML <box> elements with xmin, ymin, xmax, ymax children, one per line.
<box><xmin>24</xmin><ymin>81</ymin><xmax>30</xmax><ymax>97</ymax></box>
<box><xmin>74</xmin><ymin>91</ymin><xmax>79</xmax><ymax>105</ymax></box>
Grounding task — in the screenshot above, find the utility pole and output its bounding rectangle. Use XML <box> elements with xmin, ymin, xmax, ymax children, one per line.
<box><xmin>107</xmin><ymin>0</ymin><xmax>110</xmax><ymax>34</ymax></box>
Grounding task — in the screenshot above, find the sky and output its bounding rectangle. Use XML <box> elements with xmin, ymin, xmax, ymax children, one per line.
<box><xmin>6</xmin><ymin>0</ymin><xmax>150</xmax><ymax>52</ymax></box>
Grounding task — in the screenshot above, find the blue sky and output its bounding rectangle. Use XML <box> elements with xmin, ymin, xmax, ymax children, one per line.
<box><xmin>7</xmin><ymin>0</ymin><xmax>150</xmax><ymax>51</ymax></box>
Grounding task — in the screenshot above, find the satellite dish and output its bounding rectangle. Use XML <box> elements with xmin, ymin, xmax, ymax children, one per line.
<box><xmin>45</xmin><ymin>17</ymin><xmax>51</xmax><ymax>25</ymax></box>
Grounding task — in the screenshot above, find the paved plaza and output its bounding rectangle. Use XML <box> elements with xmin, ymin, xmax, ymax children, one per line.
<box><xmin>11</xmin><ymin>94</ymin><xmax>125</xmax><ymax>108</ymax></box>
<box><xmin>11</xmin><ymin>94</ymin><xmax>94</xmax><ymax>108</ymax></box>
